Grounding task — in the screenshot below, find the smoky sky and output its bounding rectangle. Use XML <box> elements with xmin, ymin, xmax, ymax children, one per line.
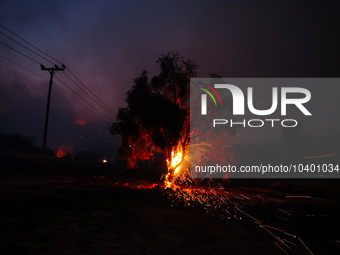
<box><xmin>0</xmin><ymin>0</ymin><xmax>339</xmax><ymax>151</ymax></box>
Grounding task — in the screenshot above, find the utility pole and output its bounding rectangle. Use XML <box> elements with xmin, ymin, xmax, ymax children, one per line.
<box><xmin>41</xmin><ymin>64</ymin><xmax>66</xmax><ymax>170</ymax></box>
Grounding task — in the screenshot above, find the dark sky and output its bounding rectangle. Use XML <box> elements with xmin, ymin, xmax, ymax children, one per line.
<box><xmin>0</xmin><ymin>0</ymin><xmax>339</xmax><ymax>152</ymax></box>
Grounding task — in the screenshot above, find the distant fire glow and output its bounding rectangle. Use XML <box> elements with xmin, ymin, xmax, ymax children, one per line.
<box><xmin>56</xmin><ymin>149</ymin><xmax>66</xmax><ymax>158</ymax></box>
<box><xmin>77</xmin><ymin>119</ymin><xmax>87</xmax><ymax>125</ymax></box>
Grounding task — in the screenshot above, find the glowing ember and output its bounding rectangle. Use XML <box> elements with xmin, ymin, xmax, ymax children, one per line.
<box><xmin>110</xmin><ymin>178</ymin><xmax>318</xmax><ymax>255</ymax></box>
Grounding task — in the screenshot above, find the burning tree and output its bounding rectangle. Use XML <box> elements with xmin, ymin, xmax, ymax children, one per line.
<box><xmin>110</xmin><ymin>52</ymin><xmax>196</xmax><ymax>185</ymax></box>
<box><xmin>111</xmin><ymin>52</ymin><xmax>235</xmax><ymax>187</ymax></box>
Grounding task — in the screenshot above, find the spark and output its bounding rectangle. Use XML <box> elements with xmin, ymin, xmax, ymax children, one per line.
<box><xmin>263</xmin><ymin>226</ymin><xmax>291</xmax><ymax>250</ymax></box>
<box><xmin>285</xmin><ymin>195</ymin><xmax>311</xmax><ymax>198</ymax></box>
<box><xmin>275</xmin><ymin>215</ymin><xmax>291</xmax><ymax>222</ymax></box>
<box><xmin>257</xmin><ymin>223</ymin><xmax>287</xmax><ymax>234</ymax></box>
<box><xmin>257</xmin><ymin>194</ymin><xmax>265</xmax><ymax>202</ymax></box>
<box><xmin>298</xmin><ymin>237</ymin><xmax>315</xmax><ymax>255</ymax></box>
<box><xmin>256</xmin><ymin>97</ymin><xmax>270</xmax><ymax>106</ymax></box>
<box><xmin>284</xmin><ymin>232</ymin><xmax>297</xmax><ymax>238</ymax></box>
<box><xmin>278</xmin><ymin>208</ymin><xmax>292</xmax><ymax>216</ymax></box>
<box><xmin>283</xmin><ymin>238</ymin><xmax>297</xmax><ymax>246</ymax></box>
<box><xmin>235</xmin><ymin>206</ymin><xmax>261</xmax><ymax>223</ymax></box>
<box><xmin>306</xmin><ymin>214</ymin><xmax>328</xmax><ymax>217</ymax></box>
<box><xmin>274</xmin><ymin>241</ymin><xmax>289</xmax><ymax>255</ymax></box>
<box><xmin>304</xmin><ymin>153</ymin><xmax>336</xmax><ymax>158</ymax></box>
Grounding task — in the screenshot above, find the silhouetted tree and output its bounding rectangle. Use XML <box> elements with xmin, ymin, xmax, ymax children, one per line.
<box><xmin>0</xmin><ymin>132</ymin><xmax>37</xmax><ymax>151</ymax></box>
<box><xmin>110</xmin><ymin>52</ymin><xmax>197</xmax><ymax>168</ymax></box>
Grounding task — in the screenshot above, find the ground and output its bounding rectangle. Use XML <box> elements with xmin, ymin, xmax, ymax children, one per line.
<box><xmin>0</xmin><ymin>151</ymin><xmax>339</xmax><ymax>254</ymax></box>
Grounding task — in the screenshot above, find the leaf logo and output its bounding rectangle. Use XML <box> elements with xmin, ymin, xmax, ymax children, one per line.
<box><xmin>198</xmin><ymin>82</ymin><xmax>222</xmax><ymax>107</ymax></box>
<box><xmin>196</xmin><ymin>82</ymin><xmax>223</xmax><ymax>115</ymax></box>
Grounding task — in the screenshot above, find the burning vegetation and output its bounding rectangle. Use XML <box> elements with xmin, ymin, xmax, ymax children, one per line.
<box><xmin>110</xmin><ymin>52</ymin><xmax>194</xmax><ymax>187</ymax></box>
<box><xmin>110</xmin><ymin>52</ymin><xmax>235</xmax><ymax>189</ymax></box>
<box><xmin>109</xmin><ymin>53</ymin><xmax>329</xmax><ymax>254</ymax></box>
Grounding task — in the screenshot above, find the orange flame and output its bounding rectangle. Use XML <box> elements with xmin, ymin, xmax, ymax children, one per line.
<box><xmin>170</xmin><ymin>150</ymin><xmax>183</xmax><ymax>174</ymax></box>
<box><xmin>164</xmin><ymin>144</ymin><xmax>189</xmax><ymax>189</ymax></box>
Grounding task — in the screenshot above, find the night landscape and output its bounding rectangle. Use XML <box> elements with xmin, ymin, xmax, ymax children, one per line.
<box><xmin>1</xmin><ymin>1</ymin><xmax>340</xmax><ymax>254</ymax></box>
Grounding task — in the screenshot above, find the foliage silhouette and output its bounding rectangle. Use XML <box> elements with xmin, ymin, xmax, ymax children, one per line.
<box><xmin>0</xmin><ymin>132</ymin><xmax>37</xmax><ymax>151</ymax></box>
<box><xmin>110</xmin><ymin>52</ymin><xmax>197</xmax><ymax>168</ymax></box>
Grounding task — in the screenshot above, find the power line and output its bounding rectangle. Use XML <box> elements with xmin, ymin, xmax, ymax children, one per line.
<box><xmin>0</xmin><ymin>54</ymin><xmax>44</xmax><ymax>78</ymax></box>
<box><xmin>0</xmin><ymin>24</ymin><xmax>116</xmax><ymax>121</ymax></box>
<box><xmin>0</xmin><ymin>31</ymin><xmax>55</xmax><ymax>65</ymax></box>
<box><xmin>0</xmin><ymin>54</ymin><xmax>112</xmax><ymax>122</ymax></box>
<box><xmin>0</xmin><ymin>42</ymin><xmax>113</xmax><ymax>119</ymax></box>
<box><xmin>1</xmin><ymin>24</ymin><xmax>115</xmax><ymax>118</ymax></box>
<box><xmin>54</xmin><ymin>75</ymin><xmax>113</xmax><ymax>121</ymax></box>
<box><xmin>0</xmin><ymin>41</ymin><xmax>41</xmax><ymax>65</ymax></box>
<box><xmin>53</xmin><ymin>83</ymin><xmax>111</xmax><ymax>123</ymax></box>
<box><xmin>66</xmin><ymin>69</ymin><xmax>116</xmax><ymax>116</ymax></box>
<box><xmin>0</xmin><ymin>24</ymin><xmax>63</xmax><ymax>65</ymax></box>
<box><xmin>62</xmin><ymin>72</ymin><xmax>115</xmax><ymax>118</ymax></box>
<box><xmin>56</xmin><ymin>79</ymin><xmax>113</xmax><ymax>121</ymax></box>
